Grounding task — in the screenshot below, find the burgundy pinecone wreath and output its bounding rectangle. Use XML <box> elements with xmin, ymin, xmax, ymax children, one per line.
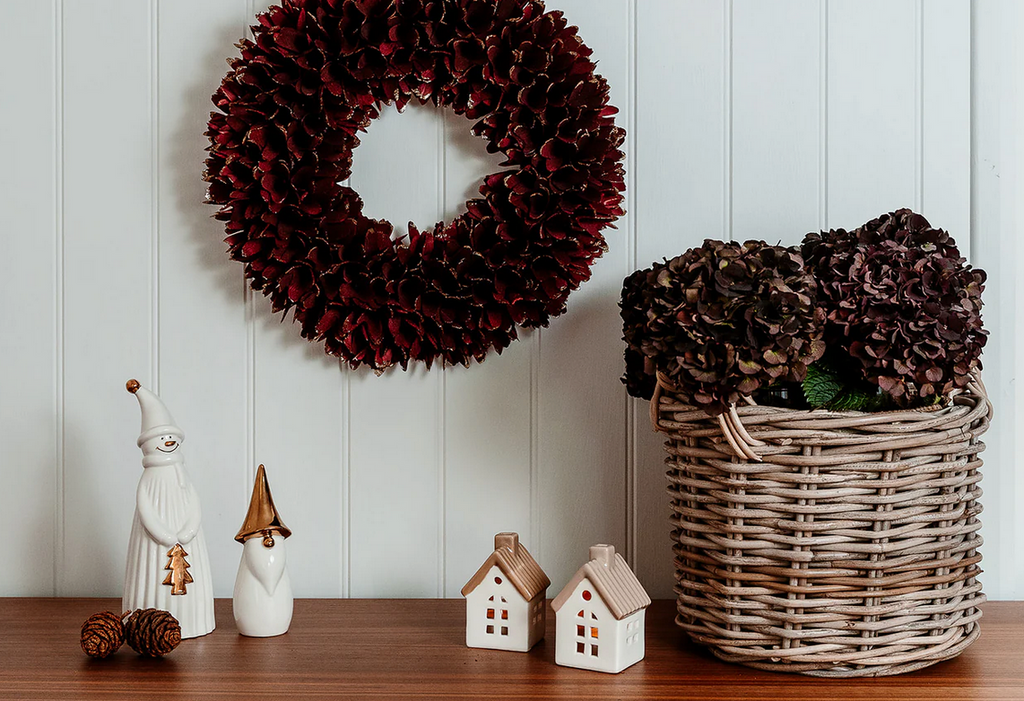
<box><xmin>205</xmin><ymin>0</ymin><xmax>626</xmax><ymax>370</ymax></box>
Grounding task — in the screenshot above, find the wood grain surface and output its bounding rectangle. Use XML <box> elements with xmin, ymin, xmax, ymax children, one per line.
<box><xmin>0</xmin><ymin>599</ymin><xmax>1021</xmax><ymax>699</ymax></box>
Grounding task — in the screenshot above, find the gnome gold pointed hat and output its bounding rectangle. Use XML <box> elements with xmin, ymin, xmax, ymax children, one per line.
<box><xmin>235</xmin><ymin>464</ymin><xmax>292</xmax><ymax>543</ymax></box>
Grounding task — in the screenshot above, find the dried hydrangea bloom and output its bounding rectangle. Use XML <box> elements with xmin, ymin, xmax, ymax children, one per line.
<box><xmin>619</xmin><ymin>267</ymin><xmax>657</xmax><ymax>400</ymax></box>
<box><xmin>802</xmin><ymin>209</ymin><xmax>987</xmax><ymax>404</ymax></box>
<box><xmin>621</xmin><ymin>240</ymin><xmax>825</xmax><ymax>415</ymax></box>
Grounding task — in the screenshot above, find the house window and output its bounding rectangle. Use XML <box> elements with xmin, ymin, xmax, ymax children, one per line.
<box><xmin>582</xmin><ymin>589</ymin><xmax>592</xmax><ymax>601</ymax></box>
<box><xmin>488</xmin><ymin>610</ymin><xmax>508</xmax><ymax>630</ymax></box>
<box><xmin>486</xmin><ymin>595</ymin><xmax>508</xmax><ymax>632</ymax></box>
<box><xmin>575</xmin><ymin>609</ymin><xmax>598</xmax><ymax>656</ymax></box>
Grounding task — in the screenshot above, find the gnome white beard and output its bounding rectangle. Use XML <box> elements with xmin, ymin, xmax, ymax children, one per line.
<box><xmin>233</xmin><ymin>537</ymin><xmax>293</xmax><ymax>637</ymax></box>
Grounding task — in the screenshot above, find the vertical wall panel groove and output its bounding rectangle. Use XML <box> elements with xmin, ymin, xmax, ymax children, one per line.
<box><xmin>157</xmin><ymin>0</ymin><xmax>251</xmax><ymax>597</ymax></box>
<box><xmin>923</xmin><ymin>0</ymin><xmax>971</xmax><ymax>253</ymax></box>
<box><xmin>436</xmin><ymin>113</ymin><xmax>447</xmax><ymax>599</ymax></box>
<box><xmin>916</xmin><ymin>0</ymin><xmax>924</xmax><ymax>213</ymax></box>
<box><xmin>245</xmin><ymin>0</ymin><xmax>345</xmax><ymax>598</ymax></box>
<box><xmin>971</xmin><ymin>0</ymin><xmax>1022</xmax><ymax>599</ymax></box>
<box><xmin>62</xmin><ymin>0</ymin><xmax>155</xmax><ymax>595</ymax></box>
<box><xmin>437</xmin><ymin>372</ymin><xmax>446</xmax><ymax>598</ymax></box>
<box><xmin>537</xmin><ymin>0</ymin><xmax>628</xmax><ymax>594</ymax></box>
<box><xmin>441</xmin><ymin>95</ymin><xmax>530</xmax><ymax>596</ymax></box>
<box><xmin>632</xmin><ymin>0</ymin><xmax>728</xmax><ymax>598</ymax></box>
<box><xmin>341</xmin><ymin>367</ymin><xmax>352</xmax><ymax>598</ymax></box>
<box><xmin>349</xmin><ymin>101</ymin><xmax>444</xmax><ymax>598</ymax></box>
<box><xmin>624</xmin><ymin>0</ymin><xmax>639</xmax><ymax>572</ymax></box>
<box><xmin>733</xmin><ymin>0</ymin><xmax>820</xmax><ymax>244</ymax></box>
<box><xmin>244</xmin><ymin>0</ymin><xmax>257</xmax><ymax>501</ymax></box>
<box><xmin>150</xmin><ymin>0</ymin><xmax>161</xmax><ymax>396</ymax></box>
<box><xmin>828</xmin><ymin>0</ymin><xmax>917</xmax><ymax>230</ymax></box>
<box><xmin>54</xmin><ymin>0</ymin><xmax>65</xmax><ymax>597</ymax></box>
<box><xmin>725</xmin><ymin>0</ymin><xmax>734</xmax><ymax>242</ymax></box>
<box><xmin>819</xmin><ymin>1</ymin><xmax>829</xmax><ymax>230</ymax></box>
<box><xmin>530</xmin><ymin>332</ymin><xmax>541</xmax><ymax>565</ymax></box>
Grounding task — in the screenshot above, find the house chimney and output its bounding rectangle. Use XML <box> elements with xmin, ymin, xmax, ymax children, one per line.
<box><xmin>589</xmin><ymin>544</ymin><xmax>615</xmax><ymax>566</ymax></box>
<box><xmin>494</xmin><ymin>532</ymin><xmax>519</xmax><ymax>554</ymax></box>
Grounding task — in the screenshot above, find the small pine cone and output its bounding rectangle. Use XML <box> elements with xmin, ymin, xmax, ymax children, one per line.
<box><xmin>81</xmin><ymin>611</ymin><xmax>127</xmax><ymax>658</ymax></box>
<box><xmin>125</xmin><ymin>609</ymin><xmax>182</xmax><ymax>657</ymax></box>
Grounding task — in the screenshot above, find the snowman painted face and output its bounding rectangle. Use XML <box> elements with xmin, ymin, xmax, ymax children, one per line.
<box><xmin>156</xmin><ymin>434</ymin><xmax>180</xmax><ymax>453</ymax></box>
<box><xmin>143</xmin><ymin>433</ymin><xmax>183</xmax><ymax>455</ymax></box>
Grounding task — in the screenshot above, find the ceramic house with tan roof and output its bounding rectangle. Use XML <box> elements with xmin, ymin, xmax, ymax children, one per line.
<box><xmin>551</xmin><ymin>544</ymin><xmax>651</xmax><ymax>673</ymax></box>
<box><xmin>461</xmin><ymin>532</ymin><xmax>550</xmax><ymax>652</ymax></box>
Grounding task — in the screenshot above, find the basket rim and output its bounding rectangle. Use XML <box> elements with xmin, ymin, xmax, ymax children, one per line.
<box><xmin>651</xmin><ymin>372</ymin><xmax>991</xmax><ymax>462</ymax></box>
<box><xmin>652</xmin><ymin>370</ymin><xmax>987</xmax><ymax>417</ymax></box>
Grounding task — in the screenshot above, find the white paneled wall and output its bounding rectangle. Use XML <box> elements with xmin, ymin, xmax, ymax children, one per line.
<box><xmin>2</xmin><ymin>0</ymin><xmax>1021</xmax><ymax>601</ymax></box>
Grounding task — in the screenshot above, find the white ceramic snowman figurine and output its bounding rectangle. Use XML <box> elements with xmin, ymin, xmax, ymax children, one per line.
<box><xmin>123</xmin><ymin>379</ymin><xmax>216</xmax><ymax>639</ymax></box>
<box><xmin>233</xmin><ymin>464</ymin><xmax>293</xmax><ymax>637</ymax></box>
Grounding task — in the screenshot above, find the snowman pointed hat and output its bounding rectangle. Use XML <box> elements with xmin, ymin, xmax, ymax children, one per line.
<box><xmin>236</xmin><ymin>464</ymin><xmax>291</xmax><ymax>542</ymax></box>
<box><xmin>126</xmin><ymin>378</ymin><xmax>185</xmax><ymax>447</ymax></box>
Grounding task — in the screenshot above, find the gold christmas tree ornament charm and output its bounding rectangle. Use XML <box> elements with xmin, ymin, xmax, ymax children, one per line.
<box><xmin>163</xmin><ymin>544</ymin><xmax>193</xmax><ymax>595</ymax></box>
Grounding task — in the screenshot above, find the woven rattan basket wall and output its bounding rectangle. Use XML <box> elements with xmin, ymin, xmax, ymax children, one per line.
<box><xmin>652</xmin><ymin>375</ymin><xmax>991</xmax><ymax>677</ymax></box>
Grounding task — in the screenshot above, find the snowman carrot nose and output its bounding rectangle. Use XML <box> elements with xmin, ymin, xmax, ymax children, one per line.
<box><xmin>165</xmin><ymin>440</ymin><xmax>176</xmax><ymax>446</ymax></box>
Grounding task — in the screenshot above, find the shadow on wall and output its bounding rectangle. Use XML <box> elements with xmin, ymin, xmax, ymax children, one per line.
<box><xmin>171</xmin><ymin>24</ymin><xmax>247</xmax><ymax>312</ymax></box>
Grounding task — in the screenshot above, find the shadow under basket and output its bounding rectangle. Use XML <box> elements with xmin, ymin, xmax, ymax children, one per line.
<box><xmin>651</xmin><ymin>377</ymin><xmax>991</xmax><ymax>677</ymax></box>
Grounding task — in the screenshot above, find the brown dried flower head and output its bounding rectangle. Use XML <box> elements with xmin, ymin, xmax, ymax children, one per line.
<box><xmin>621</xmin><ymin>240</ymin><xmax>825</xmax><ymax>415</ymax></box>
<box><xmin>801</xmin><ymin>209</ymin><xmax>987</xmax><ymax>404</ymax></box>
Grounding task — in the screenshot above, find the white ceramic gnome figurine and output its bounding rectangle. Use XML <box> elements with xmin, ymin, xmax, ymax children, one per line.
<box><xmin>123</xmin><ymin>379</ymin><xmax>216</xmax><ymax>639</ymax></box>
<box><xmin>232</xmin><ymin>464</ymin><xmax>293</xmax><ymax>637</ymax></box>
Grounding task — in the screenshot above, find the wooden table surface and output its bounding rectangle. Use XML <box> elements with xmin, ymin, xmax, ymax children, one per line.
<box><xmin>1</xmin><ymin>599</ymin><xmax>1022</xmax><ymax>700</ymax></box>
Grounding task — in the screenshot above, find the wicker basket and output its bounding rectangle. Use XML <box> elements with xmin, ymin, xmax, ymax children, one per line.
<box><xmin>652</xmin><ymin>374</ymin><xmax>991</xmax><ymax>677</ymax></box>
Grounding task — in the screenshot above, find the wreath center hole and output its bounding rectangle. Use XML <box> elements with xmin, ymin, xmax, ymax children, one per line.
<box><xmin>348</xmin><ymin>102</ymin><xmax>509</xmax><ymax>241</ymax></box>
